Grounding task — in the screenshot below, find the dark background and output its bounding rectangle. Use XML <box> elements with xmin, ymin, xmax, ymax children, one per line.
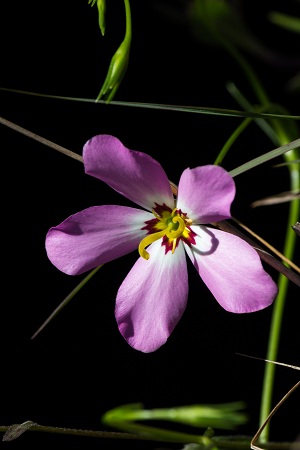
<box><xmin>0</xmin><ymin>1</ymin><xmax>299</xmax><ymax>449</ymax></box>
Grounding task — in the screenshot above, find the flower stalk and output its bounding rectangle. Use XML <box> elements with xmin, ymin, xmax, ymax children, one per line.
<box><xmin>96</xmin><ymin>0</ymin><xmax>131</xmax><ymax>102</ymax></box>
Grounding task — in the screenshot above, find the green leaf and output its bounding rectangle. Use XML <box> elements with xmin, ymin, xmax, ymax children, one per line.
<box><xmin>268</xmin><ymin>11</ymin><xmax>300</xmax><ymax>34</ymax></box>
<box><xmin>229</xmin><ymin>138</ymin><xmax>300</xmax><ymax>177</ymax></box>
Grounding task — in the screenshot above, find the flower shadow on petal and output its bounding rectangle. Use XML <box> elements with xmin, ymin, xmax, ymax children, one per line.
<box><xmin>190</xmin><ymin>227</ymin><xmax>220</xmax><ymax>272</ymax></box>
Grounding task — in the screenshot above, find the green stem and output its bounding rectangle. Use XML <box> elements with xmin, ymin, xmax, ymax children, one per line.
<box><xmin>30</xmin><ymin>265</ymin><xmax>103</xmax><ymax>340</ymax></box>
<box><xmin>214</xmin><ymin>32</ymin><xmax>300</xmax><ymax>442</ymax></box>
<box><xmin>220</xmin><ymin>39</ymin><xmax>269</xmax><ymax>105</ymax></box>
<box><xmin>214</xmin><ymin>117</ymin><xmax>251</xmax><ymax>165</ymax></box>
<box><xmin>214</xmin><ymin>104</ymin><xmax>273</xmax><ymax>166</ymax></box>
<box><xmin>259</xmin><ymin>150</ymin><xmax>300</xmax><ymax>442</ymax></box>
<box><xmin>124</xmin><ymin>0</ymin><xmax>132</xmax><ymax>43</ymax></box>
<box><xmin>1</xmin><ymin>422</ymin><xmax>299</xmax><ymax>449</ymax></box>
<box><xmin>95</xmin><ymin>0</ymin><xmax>131</xmax><ymax>102</ymax></box>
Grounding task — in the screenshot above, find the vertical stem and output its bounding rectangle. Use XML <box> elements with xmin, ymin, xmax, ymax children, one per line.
<box><xmin>258</xmin><ymin>152</ymin><xmax>299</xmax><ymax>442</ymax></box>
<box><xmin>212</xmin><ymin>29</ymin><xmax>300</xmax><ymax>441</ymax></box>
<box><xmin>124</xmin><ymin>0</ymin><xmax>132</xmax><ymax>43</ymax></box>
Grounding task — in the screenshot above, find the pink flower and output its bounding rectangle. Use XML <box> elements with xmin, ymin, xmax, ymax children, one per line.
<box><xmin>46</xmin><ymin>135</ymin><xmax>278</xmax><ymax>352</ymax></box>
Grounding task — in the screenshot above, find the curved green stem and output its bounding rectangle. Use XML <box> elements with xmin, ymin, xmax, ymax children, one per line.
<box><xmin>213</xmin><ymin>28</ymin><xmax>300</xmax><ymax>442</ymax></box>
<box><xmin>95</xmin><ymin>0</ymin><xmax>131</xmax><ymax>102</ymax></box>
<box><xmin>220</xmin><ymin>39</ymin><xmax>269</xmax><ymax>106</ymax></box>
<box><xmin>259</xmin><ymin>149</ymin><xmax>300</xmax><ymax>442</ymax></box>
<box><xmin>214</xmin><ymin>104</ymin><xmax>273</xmax><ymax>166</ymax></box>
<box><xmin>124</xmin><ymin>0</ymin><xmax>132</xmax><ymax>42</ymax></box>
<box><xmin>214</xmin><ymin>117</ymin><xmax>251</xmax><ymax>165</ymax></box>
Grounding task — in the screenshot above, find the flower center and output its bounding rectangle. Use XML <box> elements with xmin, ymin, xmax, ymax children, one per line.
<box><xmin>138</xmin><ymin>203</ymin><xmax>195</xmax><ymax>260</ymax></box>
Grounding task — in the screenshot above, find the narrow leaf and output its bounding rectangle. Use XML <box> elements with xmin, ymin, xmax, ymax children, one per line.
<box><xmin>2</xmin><ymin>421</ymin><xmax>37</xmax><ymax>441</ymax></box>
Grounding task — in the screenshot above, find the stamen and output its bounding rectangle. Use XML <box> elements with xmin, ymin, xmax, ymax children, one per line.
<box><xmin>172</xmin><ymin>238</ymin><xmax>177</xmax><ymax>254</ymax></box>
<box><xmin>138</xmin><ymin>208</ymin><xmax>191</xmax><ymax>260</ymax></box>
<box><xmin>138</xmin><ymin>229</ymin><xmax>167</xmax><ymax>260</ymax></box>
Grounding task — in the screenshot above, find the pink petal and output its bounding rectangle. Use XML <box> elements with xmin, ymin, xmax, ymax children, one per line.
<box><xmin>46</xmin><ymin>205</ymin><xmax>152</xmax><ymax>275</ymax></box>
<box><xmin>176</xmin><ymin>165</ymin><xmax>235</xmax><ymax>223</ymax></box>
<box><xmin>83</xmin><ymin>135</ymin><xmax>174</xmax><ymax>211</ymax></box>
<box><xmin>184</xmin><ymin>226</ymin><xmax>278</xmax><ymax>312</ymax></box>
<box><xmin>115</xmin><ymin>240</ymin><xmax>189</xmax><ymax>352</ymax></box>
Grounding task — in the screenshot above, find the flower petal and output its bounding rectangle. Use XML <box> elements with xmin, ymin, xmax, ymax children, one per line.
<box><xmin>46</xmin><ymin>205</ymin><xmax>152</xmax><ymax>275</ymax></box>
<box><xmin>185</xmin><ymin>226</ymin><xmax>278</xmax><ymax>312</ymax></box>
<box><xmin>115</xmin><ymin>240</ymin><xmax>189</xmax><ymax>352</ymax></box>
<box><xmin>176</xmin><ymin>165</ymin><xmax>235</xmax><ymax>223</ymax></box>
<box><xmin>83</xmin><ymin>135</ymin><xmax>174</xmax><ymax>211</ymax></box>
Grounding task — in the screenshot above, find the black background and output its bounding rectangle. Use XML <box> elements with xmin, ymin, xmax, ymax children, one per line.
<box><xmin>0</xmin><ymin>1</ymin><xmax>299</xmax><ymax>449</ymax></box>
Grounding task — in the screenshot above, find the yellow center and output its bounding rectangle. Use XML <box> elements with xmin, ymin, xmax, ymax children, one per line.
<box><xmin>138</xmin><ymin>207</ymin><xmax>192</xmax><ymax>260</ymax></box>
